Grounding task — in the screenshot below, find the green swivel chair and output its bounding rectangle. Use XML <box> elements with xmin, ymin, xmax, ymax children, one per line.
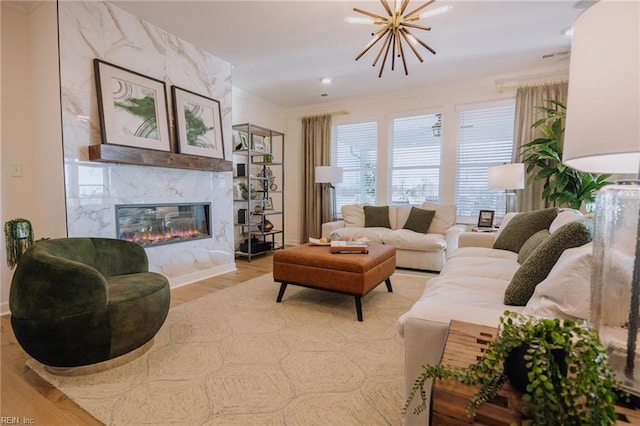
<box><xmin>9</xmin><ymin>237</ymin><xmax>170</xmax><ymax>367</ymax></box>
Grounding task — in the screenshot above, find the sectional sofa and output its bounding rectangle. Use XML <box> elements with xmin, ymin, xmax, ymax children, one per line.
<box><xmin>398</xmin><ymin>208</ymin><xmax>594</xmax><ymax>425</ymax></box>
<box><xmin>321</xmin><ymin>203</ymin><xmax>467</xmax><ymax>271</ymax></box>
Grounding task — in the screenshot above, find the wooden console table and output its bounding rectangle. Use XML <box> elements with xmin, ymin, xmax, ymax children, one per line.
<box><xmin>431</xmin><ymin>320</ymin><xmax>640</xmax><ymax>425</ymax></box>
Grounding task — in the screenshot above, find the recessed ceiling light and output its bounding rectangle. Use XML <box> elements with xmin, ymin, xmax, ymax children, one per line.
<box><xmin>321</xmin><ymin>77</ymin><xmax>332</xmax><ymax>85</ymax></box>
<box><xmin>563</xmin><ymin>27</ymin><xmax>573</xmax><ymax>37</ymax></box>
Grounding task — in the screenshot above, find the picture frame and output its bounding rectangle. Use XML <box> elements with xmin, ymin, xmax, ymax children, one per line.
<box><xmin>233</xmin><ymin>131</ymin><xmax>248</xmax><ymax>151</ymax></box>
<box><xmin>94</xmin><ymin>59</ymin><xmax>171</xmax><ymax>151</ymax></box>
<box><xmin>264</xmin><ymin>197</ymin><xmax>274</xmax><ymax>210</ymax></box>
<box><xmin>251</xmin><ymin>134</ymin><xmax>264</xmax><ymax>152</ymax></box>
<box><xmin>172</xmin><ymin>86</ymin><xmax>224</xmax><ymax>159</ymax></box>
<box><xmin>477</xmin><ymin>210</ymin><xmax>495</xmax><ymax>228</ymax></box>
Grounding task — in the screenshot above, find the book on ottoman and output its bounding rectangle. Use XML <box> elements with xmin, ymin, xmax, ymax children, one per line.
<box><xmin>330</xmin><ymin>240</ymin><xmax>368</xmax><ymax>254</ymax></box>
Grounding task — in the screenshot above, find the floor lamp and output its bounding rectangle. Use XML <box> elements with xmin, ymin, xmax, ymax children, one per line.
<box><xmin>315</xmin><ymin>166</ymin><xmax>343</xmax><ymax>223</ymax></box>
<box><xmin>488</xmin><ymin>163</ymin><xmax>525</xmax><ymax>214</ymax></box>
<box><xmin>562</xmin><ymin>0</ymin><xmax>640</xmax><ymax>397</ymax></box>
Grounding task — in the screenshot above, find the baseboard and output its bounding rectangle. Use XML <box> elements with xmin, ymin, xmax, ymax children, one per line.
<box><xmin>168</xmin><ymin>263</ymin><xmax>237</xmax><ymax>289</ymax></box>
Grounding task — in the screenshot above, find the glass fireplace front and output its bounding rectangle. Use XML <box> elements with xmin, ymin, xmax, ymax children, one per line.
<box><xmin>116</xmin><ymin>203</ymin><xmax>211</xmax><ymax>247</ymax></box>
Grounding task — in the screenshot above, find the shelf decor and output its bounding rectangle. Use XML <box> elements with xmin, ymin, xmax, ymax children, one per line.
<box><xmin>94</xmin><ymin>59</ymin><xmax>170</xmax><ymax>151</ymax></box>
<box><xmin>172</xmin><ymin>86</ymin><xmax>224</xmax><ymax>159</ymax></box>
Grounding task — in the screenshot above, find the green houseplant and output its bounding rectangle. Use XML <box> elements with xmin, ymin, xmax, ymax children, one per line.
<box><xmin>520</xmin><ymin>100</ymin><xmax>611</xmax><ymax>210</ymax></box>
<box><xmin>403</xmin><ymin>311</ymin><xmax>623</xmax><ymax>425</ymax></box>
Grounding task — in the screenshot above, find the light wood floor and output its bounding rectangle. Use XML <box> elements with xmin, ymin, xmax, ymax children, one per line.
<box><xmin>1</xmin><ymin>253</ymin><xmax>275</xmax><ymax>425</ymax></box>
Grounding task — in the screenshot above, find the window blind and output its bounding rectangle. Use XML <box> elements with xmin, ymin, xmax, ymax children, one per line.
<box><xmin>455</xmin><ymin>104</ymin><xmax>516</xmax><ymax>221</ymax></box>
<box><xmin>389</xmin><ymin>114</ymin><xmax>442</xmax><ymax>204</ymax></box>
<box><xmin>331</xmin><ymin>121</ymin><xmax>378</xmax><ymax>215</ymax></box>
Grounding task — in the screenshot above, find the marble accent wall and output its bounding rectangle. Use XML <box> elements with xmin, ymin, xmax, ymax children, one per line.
<box><xmin>58</xmin><ymin>1</ymin><xmax>235</xmax><ymax>284</ymax></box>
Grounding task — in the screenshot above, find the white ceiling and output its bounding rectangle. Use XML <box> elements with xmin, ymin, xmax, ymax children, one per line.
<box><xmin>110</xmin><ymin>0</ymin><xmax>584</xmax><ymax>110</ymax></box>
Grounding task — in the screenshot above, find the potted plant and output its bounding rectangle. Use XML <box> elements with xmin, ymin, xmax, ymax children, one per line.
<box><xmin>403</xmin><ymin>311</ymin><xmax>623</xmax><ymax>425</ymax></box>
<box><xmin>520</xmin><ymin>100</ymin><xmax>611</xmax><ymax>210</ymax></box>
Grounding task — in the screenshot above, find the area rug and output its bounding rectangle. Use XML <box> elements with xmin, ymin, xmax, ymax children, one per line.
<box><xmin>27</xmin><ymin>271</ymin><xmax>431</xmax><ymax>425</ymax></box>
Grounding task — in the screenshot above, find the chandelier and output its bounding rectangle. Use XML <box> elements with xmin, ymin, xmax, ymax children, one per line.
<box><xmin>351</xmin><ymin>0</ymin><xmax>443</xmax><ymax>77</ymax></box>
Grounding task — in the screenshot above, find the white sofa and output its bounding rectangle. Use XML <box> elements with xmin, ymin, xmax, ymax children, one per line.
<box><xmin>398</xmin><ymin>209</ymin><xmax>594</xmax><ymax>425</ymax></box>
<box><xmin>321</xmin><ymin>203</ymin><xmax>468</xmax><ymax>272</ymax></box>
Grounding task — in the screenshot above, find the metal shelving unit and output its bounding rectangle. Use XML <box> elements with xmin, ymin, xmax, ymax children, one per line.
<box><xmin>232</xmin><ymin>123</ymin><xmax>284</xmax><ymax>262</ymax></box>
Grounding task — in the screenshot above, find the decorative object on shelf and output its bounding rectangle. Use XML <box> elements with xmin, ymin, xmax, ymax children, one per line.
<box><xmin>349</xmin><ymin>0</ymin><xmax>449</xmax><ymax>77</ymax></box>
<box><xmin>4</xmin><ymin>218</ymin><xmax>34</xmax><ymax>268</ymax></box>
<box><xmin>264</xmin><ymin>154</ymin><xmax>273</xmax><ymax>163</ymax></box>
<box><xmin>520</xmin><ymin>100</ymin><xmax>611</xmax><ymax>210</ymax></box>
<box><xmin>252</xmin><ymin>135</ymin><xmax>265</xmax><ymax>152</ymax></box>
<box><xmin>237</xmin><ymin>182</ymin><xmax>255</xmax><ymax>200</ymax></box>
<box><xmin>315</xmin><ymin>166</ymin><xmax>343</xmax><ymax>222</ymax></box>
<box><xmin>270</xmin><ymin>183</ymin><xmax>278</xmax><ymax>191</ymax></box>
<box><xmin>404</xmin><ymin>311</ymin><xmax>622</xmax><ymax>425</ymax></box>
<box><xmin>237</xmin><ymin>209</ymin><xmax>247</xmax><ymax>224</ymax></box>
<box><xmin>254</xmin><ymin>205</ymin><xmax>263</xmax><ymax>214</ymax></box>
<box><xmin>236</xmin><ymin>163</ymin><xmax>246</xmax><ymax>177</ymax></box>
<box><xmin>265</xmin><ymin>197</ymin><xmax>274</xmax><ymax>210</ymax></box>
<box><xmin>93</xmin><ymin>59</ymin><xmax>170</xmax><ymax>151</ymax></box>
<box><xmin>476</xmin><ymin>210</ymin><xmax>494</xmax><ymax>228</ymax></box>
<box><xmin>488</xmin><ymin>163</ymin><xmax>525</xmax><ymax>214</ymax></box>
<box><xmin>562</xmin><ymin>0</ymin><xmax>640</xmax><ymax>399</ymax></box>
<box><xmin>171</xmin><ymin>86</ymin><xmax>224</xmax><ymax>159</ymax></box>
<box><xmin>259</xmin><ymin>219</ymin><xmax>274</xmax><ymax>233</ymax></box>
<box><xmin>257</xmin><ymin>166</ymin><xmax>275</xmax><ymax>190</ymax></box>
<box><xmin>264</xmin><ymin>136</ymin><xmax>271</xmax><ymax>153</ymax></box>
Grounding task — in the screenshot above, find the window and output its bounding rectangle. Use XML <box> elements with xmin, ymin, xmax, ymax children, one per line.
<box><xmin>389</xmin><ymin>113</ymin><xmax>442</xmax><ymax>204</ymax></box>
<box><xmin>331</xmin><ymin>121</ymin><xmax>377</xmax><ymax>214</ymax></box>
<box><xmin>455</xmin><ymin>103</ymin><xmax>516</xmax><ymax>221</ymax></box>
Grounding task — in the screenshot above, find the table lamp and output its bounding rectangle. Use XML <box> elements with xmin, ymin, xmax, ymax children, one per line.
<box><xmin>562</xmin><ymin>0</ymin><xmax>640</xmax><ymax>397</ymax></box>
<box><xmin>315</xmin><ymin>166</ymin><xmax>343</xmax><ymax>222</ymax></box>
<box><xmin>488</xmin><ymin>163</ymin><xmax>525</xmax><ymax>214</ymax></box>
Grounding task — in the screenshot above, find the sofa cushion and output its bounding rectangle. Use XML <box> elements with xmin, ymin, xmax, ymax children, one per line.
<box><xmin>421</xmin><ymin>203</ymin><xmax>457</xmax><ymax>234</ymax></box>
<box><xmin>549</xmin><ymin>208</ymin><xmax>584</xmax><ymax>233</ymax></box>
<box><xmin>403</xmin><ymin>207</ymin><xmax>436</xmax><ymax>234</ymax></box>
<box><xmin>522</xmin><ymin>243</ymin><xmax>593</xmax><ymax>320</ymax></box>
<box><xmin>504</xmin><ymin>218</ymin><xmax>594</xmax><ymax>306</ymax></box>
<box><xmin>334</xmin><ymin>226</ymin><xmax>391</xmax><ymax>243</ymax></box>
<box><xmin>364</xmin><ymin>206</ymin><xmax>391</xmax><ymax>228</ymax></box>
<box><xmin>382</xmin><ymin>229</ymin><xmax>446</xmax><ymax>252</ymax></box>
<box><xmin>517</xmin><ymin>229</ymin><xmax>550</xmax><ymax>264</ymax></box>
<box><xmin>342</xmin><ymin>204</ymin><xmax>366</xmax><ymax>227</ymax></box>
<box><xmin>440</xmin><ymin>254</ymin><xmax>520</xmax><ymax>282</ymax></box>
<box><xmin>493</xmin><ymin>208</ymin><xmax>558</xmax><ymax>253</ymax></box>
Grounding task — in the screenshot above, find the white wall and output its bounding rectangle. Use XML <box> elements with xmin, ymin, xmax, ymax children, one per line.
<box><xmin>1</xmin><ymin>2</ymin><xmax>66</xmax><ymax>314</ymax></box>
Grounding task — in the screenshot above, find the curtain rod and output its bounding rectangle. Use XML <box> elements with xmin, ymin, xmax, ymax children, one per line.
<box><xmin>298</xmin><ymin>110</ymin><xmax>350</xmax><ymax>120</ymax></box>
<box><xmin>496</xmin><ymin>78</ymin><xmax>568</xmax><ymax>94</ymax></box>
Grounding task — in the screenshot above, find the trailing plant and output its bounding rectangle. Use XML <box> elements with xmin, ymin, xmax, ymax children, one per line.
<box><xmin>4</xmin><ymin>218</ymin><xmax>34</xmax><ymax>268</ymax></box>
<box><xmin>520</xmin><ymin>100</ymin><xmax>611</xmax><ymax>210</ymax></box>
<box><xmin>403</xmin><ymin>311</ymin><xmax>623</xmax><ymax>425</ymax></box>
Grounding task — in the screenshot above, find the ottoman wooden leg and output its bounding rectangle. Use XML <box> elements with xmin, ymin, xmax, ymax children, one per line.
<box><xmin>276</xmin><ymin>282</ymin><xmax>288</xmax><ymax>302</ymax></box>
<box><xmin>385</xmin><ymin>277</ymin><xmax>393</xmax><ymax>292</ymax></box>
<box><xmin>354</xmin><ymin>296</ymin><xmax>363</xmax><ymax>322</ymax></box>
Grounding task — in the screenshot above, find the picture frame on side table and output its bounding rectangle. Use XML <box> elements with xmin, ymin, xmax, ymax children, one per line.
<box><xmin>94</xmin><ymin>59</ymin><xmax>171</xmax><ymax>151</ymax></box>
<box><xmin>172</xmin><ymin>86</ymin><xmax>224</xmax><ymax>159</ymax></box>
<box><xmin>477</xmin><ymin>210</ymin><xmax>495</xmax><ymax>228</ymax></box>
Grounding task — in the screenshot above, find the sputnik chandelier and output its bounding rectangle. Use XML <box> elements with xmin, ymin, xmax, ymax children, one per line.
<box><xmin>350</xmin><ymin>0</ymin><xmax>442</xmax><ymax>77</ymax></box>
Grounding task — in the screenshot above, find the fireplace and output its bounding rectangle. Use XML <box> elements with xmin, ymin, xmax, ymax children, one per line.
<box><xmin>116</xmin><ymin>203</ymin><xmax>211</xmax><ymax>247</ymax></box>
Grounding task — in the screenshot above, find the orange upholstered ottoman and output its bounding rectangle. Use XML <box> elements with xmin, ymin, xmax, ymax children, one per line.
<box><xmin>272</xmin><ymin>242</ymin><xmax>396</xmax><ymax>321</ymax></box>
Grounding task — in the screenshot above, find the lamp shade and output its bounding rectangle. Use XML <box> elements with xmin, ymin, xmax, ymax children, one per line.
<box><xmin>562</xmin><ymin>0</ymin><xmax>640</xmax><ymax>174</ymax></box>
<box><xmin>315</xmin><ymin>166</ymin><xmax>343</xmax><ymax>184</ymax></box>
<box><xmin>488</xmin><ymin>163</ymin><xmax>525</xmax><ymax>190</ymax></box>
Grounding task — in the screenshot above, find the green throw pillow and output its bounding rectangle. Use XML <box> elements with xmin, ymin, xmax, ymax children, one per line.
<box><xmin>403</xmin><ymin>207</ymin><xmax>436</xmax><ymax>234</ymax></box>
<box><xmin>504</xmin><ymin>218</ymin><xmax>594</xmax><ymax>306</ymax></box>
<box><xmin>363</xmin><ymin>206</ymin><xmax>391</xmax><ymax>228</ymax></box>
<box><xmin>517</xmin><ymin>230</ymin><xmax>550</xmax><ymax>264</ymax></box>
<box><xmin>493</xmin><ymin>208</ymin><xmax>558</xmax><ymax>253</ymax></box>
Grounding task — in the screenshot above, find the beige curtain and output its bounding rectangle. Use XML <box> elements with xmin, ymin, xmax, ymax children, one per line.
<box><xmin>513</xmin><ymin>82</ymin><xmax>569</xmax><ymax>212</ymax></box>
<box><xmin>302</xmin><ymin>115</ymin><xmax>332</xmax><ymax>241</ymax></box>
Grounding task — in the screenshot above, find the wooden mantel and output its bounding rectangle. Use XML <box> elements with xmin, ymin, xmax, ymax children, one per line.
<box><xmin>88</xmin><ymin>144</ymin><xmax>232</xmax><ymax>172</ymax></box>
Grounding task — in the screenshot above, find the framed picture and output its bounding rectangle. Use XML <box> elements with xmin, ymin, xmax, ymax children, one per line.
<box><xmin>234</xmin><ymin>131</ymin><xmax>248</xmax><ymax>151</ymax></box>
<box><xmin>264</xmin><ymin>197</ymin><xmax>274</xmax><ymax>210</ymax></box>
<box><xmin>94</xmin><ymin>59</ymin><xmax>171</xmax><ymax>151</ymax></box>
<box><xmin>250</xmin><ymin>135</ymin><xmax>263</xmax><ymax>152</ymax></box>
<box><xmin>172</xmin><ymin>86</ymin><xmax>224</xmax><ymax>159</ymax></box>
<box><xmin>477</xmin><ymin>210</ymin><xmax>495</xmax><ymax>228</ymax></box>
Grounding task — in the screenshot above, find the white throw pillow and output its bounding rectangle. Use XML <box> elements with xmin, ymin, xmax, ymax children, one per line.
<box><xmin>421</xmin><ymin>203</ymin><xmax>456</xmax><ymax>234</ymax></box>
<box><xmin>522</xmin><ymin>243</ymin><xmax>593</xmax><ymax>320</ymax></box>
<box><xmin>342</xmin><ymin>204</ymin><xmax>366</xmax><ymax>227</ymax></box>
<box><xmin>549</xmin><ymin>208</ymin><xmax>584</xmax><ymax>233</ymax></box>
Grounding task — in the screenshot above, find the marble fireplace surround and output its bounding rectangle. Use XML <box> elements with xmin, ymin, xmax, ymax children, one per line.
<box><xmin>59</xmin><ymin>1</ymin><xmax>236</xmax><ymax>287</ymax></box>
